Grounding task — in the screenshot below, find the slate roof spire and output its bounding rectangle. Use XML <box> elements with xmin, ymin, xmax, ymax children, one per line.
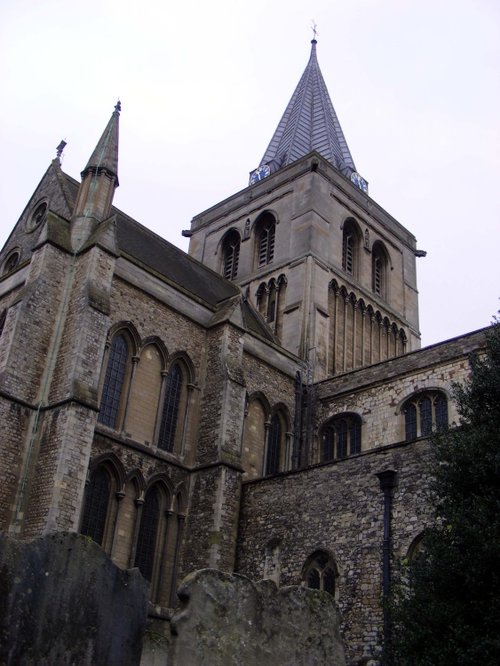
<box><xmin>258</xmin><ymin>40</ymin><xmax>357</xmax><ymax>177</ymax></box>
<box><xmin>82</xmin><ymin>100</ymin><xmax>121</xmax><ymax>186</ymax></box>
<box><xmin>72</xmin><ymin>102</ymin><xmax>121</xmax><ymax>249</ymax></box>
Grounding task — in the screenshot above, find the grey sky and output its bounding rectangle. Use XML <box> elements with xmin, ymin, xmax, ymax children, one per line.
<box><xmin>1</xmin><ymin>0</ymin><xmax>499</xmax><ymax>346</ymax></box>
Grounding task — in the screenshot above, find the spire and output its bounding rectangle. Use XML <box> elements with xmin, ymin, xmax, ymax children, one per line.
<box><xmin>257</xmin><ymin>40</ymin><xmax>357</xmax><ymax>178</ymax></box>
<box><xmin>82</xmin><ymin>100</ymin><xmax>120</xmax><ymax>186</ymax></box>
<box><xmin>72</xmin><ymin>102</ymin><xmax>121</xmax><ymax>250</ymax></box>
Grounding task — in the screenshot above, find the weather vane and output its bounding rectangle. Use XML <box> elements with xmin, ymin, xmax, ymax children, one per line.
<box><xmin>311</xmin><ymin>20</ymin><xmax>319</xmax><ymax>40</ymax></box>
<box><xmin>56</xmin><ymin>140</ymin><xmax>67</xmax><ymax>161</ymax></box>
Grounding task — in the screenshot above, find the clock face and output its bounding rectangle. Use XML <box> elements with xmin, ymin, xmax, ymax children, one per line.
<box><xmin>249</xmin><ymin>164</ymin><xmax>271</xmax><ymax>185</ymax></box>
<box><xmin>350</xmin><ymin>171</ymin><xmax>368</xmax><ymax>193</ymax></box>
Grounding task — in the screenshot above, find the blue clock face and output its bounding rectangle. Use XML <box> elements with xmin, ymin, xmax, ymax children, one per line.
<box><xmin>351</xmin><ymin>171</ymin><xmax>368</xmax><ymax>193</ymax></box>
<box><xmin>249</xmin><ymin>164</ymin><xmax>271</xmax><ymax>185</ymax></box>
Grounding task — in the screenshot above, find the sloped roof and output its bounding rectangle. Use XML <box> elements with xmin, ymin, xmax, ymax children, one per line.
<box><xmin>259</xmin><ymin>40</ymin><xmax>356</xmax><ymax>175</ymax></box>
<box><xmin>60</xmin><ymin>173</ymin><xmax>239</xmax><ymax>307</ymax></box>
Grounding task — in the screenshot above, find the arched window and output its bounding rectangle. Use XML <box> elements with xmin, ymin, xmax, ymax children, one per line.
<box><xmin>267</xmin><ymin>280</ymin><xmax>277</xmax><ymax>322</ymax></box>
<box><xmin>302</xmin><ymin>550</ymin><xmax>338</xmax><ymax>597</ymax></box>
<box><xmin>158</xmin><ymin>362</ymin><xmax>184</xmax><ymax>452</ymax></box>
<box><xmin>126</xmin><ymin>343</ymin><xmax>164</xmax><ymax>445</ymax></box>
<box><xmin>321</xmin><ymin>414</ymin><xmax>362</xmax><ymax>462</ymax></box>
<box><xmin>342</xmin><ymin>219</ymin><xmax>360</xmax><ymax>276</ymax></box>
<box><xmin>80</xmin><ymin>466</ymin><xmax>111</xmax><ymax>546</ymax></box>
<box><xmin>221</xmin><ymin>230</ymin><xmax>241</xmax><ymax>280</ymax></box>
<box><xmin>3</xmin><ymin>250</ymin><xmax>20</xmax><ymax>276</ymax></box>
<box><xmin>265</xmin><ymin>413</ymin><xmax>282</xmax><ymax>475</ymax></box>
<box><xmin>255</xmin><ymin>212</ymin><xmax>276</xmax><ymax>267</ymax></box>
<box><xmin>372</xmin><ymin>241</ymin><xmax>389</xmax><ymax>297</ymax></box>
<box><xmin>402</xmin><ymin>391</ymin><xmax>449</xmax><ymax>441</ymax></box>
<box><xmin>242</xmin><ymin>396</ymin><xmax>268</xmax><ymax>479</ymax></box>
<box><xmin>134</xmin><ymin>486</ymin><xmax>161</xmax><ymax>582</ymax></box>
<box><xmin>98</xmin><ymin>333</ymin><xmax>130</xmax><ymax>429</ymax></box>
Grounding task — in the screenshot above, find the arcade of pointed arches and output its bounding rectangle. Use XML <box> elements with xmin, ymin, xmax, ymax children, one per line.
<box><xmin>328</xmin><ymin>279</ymin><xmax>407</xmax><ymax>375</ymax></box>
<box><xmin>97</xmin><ymin>323</ymin><xmax>195</xmax><ymax>457</ymax></box>
<box><xmin>241</xmin><ymin>392</ymin><xmax>292</xmax><ymax>480</ymax></box>
<box><xmin>80</xmin><ymin>453</ymin><xmax>187</xmax><ymax>607</ymax></box>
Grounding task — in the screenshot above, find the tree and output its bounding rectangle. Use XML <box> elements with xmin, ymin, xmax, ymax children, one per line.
<box><xmin>390</xmin><ymin>320</ymin><xmax>500</xmax><ymax>665</ymax></box>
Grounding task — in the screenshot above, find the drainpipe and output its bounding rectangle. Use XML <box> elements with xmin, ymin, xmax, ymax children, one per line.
<box><xmin>377</xmin><ymin>469</ymin><xmax>397</xmax><ymax>660</ymax></box>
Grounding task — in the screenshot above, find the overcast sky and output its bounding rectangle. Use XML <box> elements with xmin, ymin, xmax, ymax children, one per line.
<box><xmin>1</xmin><ymin>0</ymin><xmax>498</xmax><ymax>347</ymax></box>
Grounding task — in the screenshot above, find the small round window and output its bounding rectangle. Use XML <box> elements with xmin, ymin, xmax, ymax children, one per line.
<box><xmin>3</xmin><ymin>251</ymin><xmax>20</xmax><ymax>276</ymax></box>
<box><xmin>26</xmin><ymin>202</ymin><xmax>47</xmax><ymax>232</ymax></box>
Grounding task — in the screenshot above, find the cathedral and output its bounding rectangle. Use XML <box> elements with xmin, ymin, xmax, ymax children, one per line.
<box><xmin>0</xmin><ymin>38</ymin><xmax>486</xmax><ymax>663</ymax></box>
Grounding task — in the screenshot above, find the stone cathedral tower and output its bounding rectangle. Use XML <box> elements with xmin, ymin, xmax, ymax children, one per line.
<box><xmin>187</xmin><ymin>39</ymin><xmax>422</xmax><ymax>380</ymax></box>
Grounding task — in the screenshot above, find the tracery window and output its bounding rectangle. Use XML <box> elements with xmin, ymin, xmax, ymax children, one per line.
<box><xmin>302</xmin><ymin>550</ymin><xmax>337</xmax><ymax>596</ymax></box>
<box><xmin>98</xmin><ymin>333</ymin><xmax>130</xmax><ymax>428</ymax></box>
<box><xmin>222</xmin><ymin>230</ymin><xmax>241</xmax><ymax>280</ymax></box>
<box><xmin>157</xmin><ymin>362</ymin><xmax>183</xmax><ymax>452</ymax></box>
<box><xmin>403</xmin><ymin>391</ymin><xmax>449</xmax><ymax>441</ymax></box>
<box><xmin>256</xmin><ymin>213</ymin><xmax>276</xmax><ymax>267</ymax></box>
<box><xmin>321</xmin><ymin>414</ymin><xmax>361</xmax><ymax>462</ymax></box>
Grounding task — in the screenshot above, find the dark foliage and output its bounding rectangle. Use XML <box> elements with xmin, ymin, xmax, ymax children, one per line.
<box><xmin>390</xmin><ymin>319</ymin><xmax>500</xmax><ymax>665</ymax></box>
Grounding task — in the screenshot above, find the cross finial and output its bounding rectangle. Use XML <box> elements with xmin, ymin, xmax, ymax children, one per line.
<box><xmin>311</xmin><ymin>20</ymin><xmax>319</xmax><ymax>41</ymax></box>
<box><xmin>114</xmin><ymin>99</ymin><xmax>121</xmax><ymax>114</ymax></box>
<box><xmin>56</xmin><ymin>140</ymin><xmax>67</xmax><ymax>161</ymax></box>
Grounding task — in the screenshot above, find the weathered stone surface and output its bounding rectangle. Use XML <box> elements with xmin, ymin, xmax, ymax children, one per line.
<box><xmin>0</xmin><ymin>532</ymin><xmax>149</xmax><ymax>666</ymax></box>
<box><xmin>169</xmin><ymin>569</ymin><xmax>345</xmax><ymax>666</ymax></box>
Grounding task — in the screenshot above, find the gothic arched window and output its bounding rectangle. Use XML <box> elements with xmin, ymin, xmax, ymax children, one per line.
<box><xmin>98</xmin><ymin>333</ymin><xmax>131</xmax><ymax>429</ymax></box>
<box><xmin>372</xmin><ymin>241</ymin><xmax>389</xmax><ymax>297</ymax></box>
<box><xmin>342</xmin><ymin>219</ymin><xmax>360</xmax><ymax>276</ymax></box>
<box><xmin>302</xmin><ymin>550</ymin><xmax>338</xmax><ymax>597</ymax></box>
<box><xmin>265</xmin><ymin>413</ymin><xmax>282</xmax><ymax>475</ymax></box>
<box><xmin>402</xmin><ymin>391</ymin><xmax>449</xmax><ymax>441</ymax></box>
<box><xmin>221</xmin><ymin>230</ymin><xmax>241</xmax><ymax>280</ymax></box>
<box><xmin>255</xmin><ymin>213</ymin><xmax>276</xmax><ymax>267</ymax></box>
<box><xmin>134</xmin><ymin>486</ymin><xmax>161</xmax><ymax>582</ymax></box>
<box><xmin>158</xmin><ymin>362</ymin><xmax>184</xmax><ymax>452</ymax></box>
<box><xmin>321</xmin><ymin>414</ymin><xmax>362</xmax><ymax>462</ymax></box>
<box><xmin>80</xmin><ymin>466</ymin><xmax>111</xmax><ymax>546</ymax></box>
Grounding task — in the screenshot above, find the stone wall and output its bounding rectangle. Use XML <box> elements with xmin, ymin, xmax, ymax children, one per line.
<box><xmin>236</xmin><ymin>439</ymin><xmax>433</xmax><ymax>664</ymax></box>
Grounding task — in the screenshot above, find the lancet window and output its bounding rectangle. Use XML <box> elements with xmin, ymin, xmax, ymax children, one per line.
<box><xmin>342</xmin><ymin>218</ymin><xmax>361</xmax><ymax>277</ymax></box>
<box><xmin>158</xmin><ymin>362</ymin><xmax>184</xmax><ymax>452</ymax></box>
<box><xmin>98</xmin><ymin>333</ymin><xmax>131</xmax><ymax>429</ymax></box>
<box><xmin>221</xmin><ymin>230</ymin><xmax>241</xmax><ymax>280</ymax></box>
<box><xmin>372</xmin><ymin>241</ymin><xmax>389</xmax><ymax>298</ymax></box>
<box><xmin>255</xmin><ymin>212</ymin><xmax>276</xmax><ymax>267</ymax></box>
